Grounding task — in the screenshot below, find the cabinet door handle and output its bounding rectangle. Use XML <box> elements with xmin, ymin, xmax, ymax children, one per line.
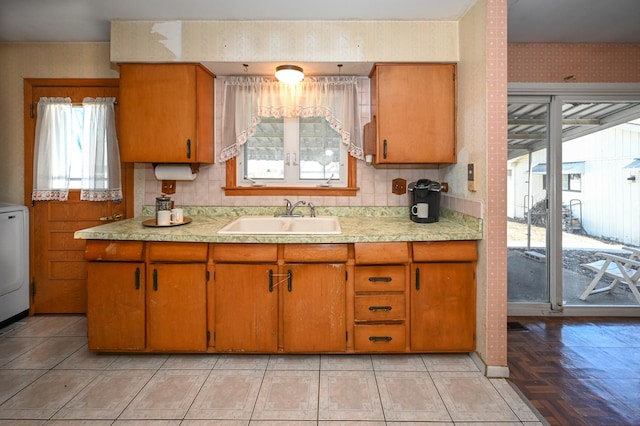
<box><xmin>383</xmin><ymin>139</ymin><xmax>388</xmax><ymax>159</ymax></box>
<box><xmin>368</xmin><ymin>276</ymin><xmax>392</xmax><ymax>282</ymax></box>
<box><xmin>369</xmin><ymin>305</ymin><xmax>392</xmax><ymax>312</ymax></box>
<box><xmin>287</xmin><ymin>269</ymin><xmax>292</xmax><ymax>292</ymax></box>
<box><xmin>268</xmin><ymin>269</ymin><xmax>274</xmax><ymax>292</ymax></box>
<box><xmin>153</xmin><ymin>269</ymin><xmax>158</xmax><ymax>291</ymax></box>
<box><xmin>186</xmin><ymin>139</ymin><xmax>192</xmax><ymax>159</ymax></box>
<box><xmin>369</xmin><ymin>336</ymin><xmax>392</xmax><ymax>343</ymax></box>
<box><xmin>415</xmin><ymin>267</ymin><xmax>420</xmax><ymax>291</ymax></box>
<box><xmin>135</xmin><ymin>267</ymin><xmax>141</xmax><ymax>290</ymax></box>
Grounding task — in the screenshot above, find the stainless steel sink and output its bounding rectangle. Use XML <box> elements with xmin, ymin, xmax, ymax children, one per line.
<box><xmin>217</xmin><ymin>216</ymin><xmax>341</xmax><ymax>235</ymax></box>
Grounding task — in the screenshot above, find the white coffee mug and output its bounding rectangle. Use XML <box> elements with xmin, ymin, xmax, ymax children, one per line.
<box><xmin>157</xmin><ymin>210</ymin><xmax>171</xmax><ymax>226</ymax></box>
<box><xmin>171</xmin><ymin>208</ymin><xmax>184</xmax><ymax>223</ymax></box>
<box><xmin>411</xmin><ymin>203</ymin><xmax>429</xmax><ymax>218</ymax></box>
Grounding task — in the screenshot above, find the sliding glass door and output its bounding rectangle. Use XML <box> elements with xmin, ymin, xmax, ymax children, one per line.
<box><xmin>508</xmin><ymin>84</ymin><xmax>640</xmax><ymax>315</ymax></box>
<box><xmin>507</xmin><ymin>97</ymin><xmax>551</xmax><ymax>308</ymax></box>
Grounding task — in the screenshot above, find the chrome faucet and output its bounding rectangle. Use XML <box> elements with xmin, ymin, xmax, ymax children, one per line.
<box><xmin>280</xmin><ymin>199</ymin><xmax>307</xmax><ymax>216</ymax></box>
<box><xmin>308</xmin><ymin>202</ymin><xmax>316</xmax><ymax>217</ymax></box>
<box><xmin>287</xmin><ymin>200</ymin><xmax>307</xmax><ymax>216</ymax></box>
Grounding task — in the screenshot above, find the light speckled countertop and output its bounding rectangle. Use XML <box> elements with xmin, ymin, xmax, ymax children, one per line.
<box><xmin>74</xmin><ymin>206</ymin><xmax>482</xmax><ymax>243</ymax></box>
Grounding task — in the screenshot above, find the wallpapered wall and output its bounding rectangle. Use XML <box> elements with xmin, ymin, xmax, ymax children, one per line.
<box><xmin>509</xmin><ymin>43</ymin><xmax>640</xmax><ymax>83</ymax></box>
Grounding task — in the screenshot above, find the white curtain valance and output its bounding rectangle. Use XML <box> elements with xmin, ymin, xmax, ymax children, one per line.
<box><xmin>220</xmin><ymin>76</ymin><xmax>363</xmax><ymax>162</ymax></box>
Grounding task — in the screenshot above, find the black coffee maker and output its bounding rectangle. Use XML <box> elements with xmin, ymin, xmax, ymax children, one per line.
<box><xmin>408</xmin><ymin>179</ymin><xmax>442</xmax><ymax>223</ymax></box>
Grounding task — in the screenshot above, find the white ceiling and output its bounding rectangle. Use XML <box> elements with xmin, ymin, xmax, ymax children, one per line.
<box><xmin>1</xmin><ymin>0</ymin><xmax>639</xmax><ymax>44</ymax></box>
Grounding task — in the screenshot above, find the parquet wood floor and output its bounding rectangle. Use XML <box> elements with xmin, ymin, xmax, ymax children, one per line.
<box><xmin>507</xmin><ymin>316</ymin><xmax>640</xmax><ymax>426</ymax></box>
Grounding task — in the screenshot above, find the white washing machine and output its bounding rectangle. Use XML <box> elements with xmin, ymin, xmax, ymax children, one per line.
<box><xmin>0</xmin><ymin>202</ymin><xmax>29</xmax><ymax>327</ymax></box>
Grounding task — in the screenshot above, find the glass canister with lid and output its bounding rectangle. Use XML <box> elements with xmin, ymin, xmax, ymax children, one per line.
<box><xmin>155</xmin><ymin>195</ymin><xmax>172</xmax><ymax>221</ymax></box>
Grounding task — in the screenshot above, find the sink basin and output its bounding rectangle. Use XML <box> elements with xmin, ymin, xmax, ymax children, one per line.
<box><xmin>217</xmin><ymin>216</ymin><xmax>341</xmax><ymax>235</ymax></box>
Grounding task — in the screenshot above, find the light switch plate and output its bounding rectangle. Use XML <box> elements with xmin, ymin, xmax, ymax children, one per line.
<box><xmin>467</xmin><ymin>163</ymin><xmax>477</xmax><ymax>192</ymax></box>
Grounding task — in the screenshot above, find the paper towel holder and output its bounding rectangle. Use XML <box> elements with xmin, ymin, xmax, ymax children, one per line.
<box><xmin>153</xmin><ymin>163</ymin><xmax>201</xmax><ymax>195</ymax></box>
<box><xmin>153</xmin><ymin>163</ymin><xmax>201</xmax><ymax>174</ymax></box>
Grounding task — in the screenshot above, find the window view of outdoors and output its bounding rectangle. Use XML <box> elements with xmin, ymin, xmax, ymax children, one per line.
<box><xmin>508</xmin><ymin>100</ymin><xmax>640</xmax><ymax>308</ymax></box>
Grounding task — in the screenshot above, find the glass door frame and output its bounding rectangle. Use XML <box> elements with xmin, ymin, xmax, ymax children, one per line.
<box><xmin>508</xmin><ymin>83</ymin><xmax>640</xmax><ymax>317</ymax></box>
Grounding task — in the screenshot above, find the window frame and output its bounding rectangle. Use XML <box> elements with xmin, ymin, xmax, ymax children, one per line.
<box><xmin>225</xmin><ymin>155</ymin><xmax>358</xmax><ymax>196</ymax></box>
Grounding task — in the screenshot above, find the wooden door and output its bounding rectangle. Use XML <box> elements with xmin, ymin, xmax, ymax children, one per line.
<box><xmin>410</xmin><ymin>262</ymin><xmax>476</xmax><ymax>352</ymax></box>
<box><xmin>24</xmin><ymin>80</ymin><xmax>134</xmax><ymax>313</ymax></box>
<box><xmin>147</xmin><ymin>263</ymin><xmax>207</xmax><ymax>352</ymax></box>
<box><xmin>214</xmin><ymin>263</ymin><xmax>278</xmax><ymax>352</ymax></box>
<box><xmin>374</xmin><ymin>64</ymin><xmax>456</xmax><ymax>164</ymax></box>
<box><xmin>282</xmin><ymin>263</ymin><xmax>346</xmax><ymax>352</ymax></box>
<box><xmin>86</xmin><ymin>262</ymin><xmax>145</xmax><ymax>351</ymax></box>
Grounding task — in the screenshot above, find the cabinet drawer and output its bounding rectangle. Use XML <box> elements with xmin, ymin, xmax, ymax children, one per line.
<box><xmin>212</xmin><ymin>244</ymin><xmax>278</xmax><ymax>262</ymax></box>
<box><xmin>354</xmin><ymin>242</ymin><xmax>410</xmax><ymax>264</ymax></box>
<box><xmin>354</xmin><ymin>324</ymin><xmax>406</xmax><ymax>352</ymax></box>
<box><xmin>355</xmin><ymin>266</ymin><xmax>405</xmax><ymax>292</ymax></box>
<box><xmin>282</xmin><ymin>244</ymin><xmax>348</xmax><ymax>262</ymax></box>
<box><xmin>84</xmin><ymin>241</ymin><xmax>144</xmax><ymax>261</ymax></box>
<box><xmin>355</xmin><ymin>294</ymin><xmax>405</xmax><ymax>321</ymax></box>
<box><xmin>148</xmin><ymin>242</ymin><xmax>208</xmax><ymax>262</ymax></box>
<box><xmin>412</xmin><ymin>241</ymin><xmax>477</xmax><ymax>262</ymax></box>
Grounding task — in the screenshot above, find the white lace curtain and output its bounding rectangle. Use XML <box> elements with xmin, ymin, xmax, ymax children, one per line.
<box><xmin>31</xmin><ymin>97</ymin><xmax>122</xmax><ymax>202</ymax></box>
<box><xmin>80</xmin><ymin>98</ymin><xmax>122</xmax><ymax>202</ymax></box>
<box><xmin>220</xmin><ymin>76</ymin><xmax>363</xmax><ymax>162</ymax></box>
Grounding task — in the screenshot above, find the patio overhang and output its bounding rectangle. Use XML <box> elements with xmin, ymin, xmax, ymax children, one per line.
<box><xmin>531</xmin><ymin>161</ymin><xmax>585</xmax><ymax>174</ymax></box>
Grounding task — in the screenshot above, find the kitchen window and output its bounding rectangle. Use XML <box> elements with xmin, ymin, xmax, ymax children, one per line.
<box><xmin>221</xmin><ymin>76</ymin><xmax>363</xmax><ymax>195</ymax></box>
<box><xmin>237</xmin><ymin>116</ymin><xmax>346</xmax><ymax>187</ymax></box>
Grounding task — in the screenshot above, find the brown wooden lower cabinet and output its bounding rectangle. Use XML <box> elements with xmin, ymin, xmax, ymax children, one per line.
<box><xmin>85</xmin><ymin>239</ymin><xmax>477</xmax><ymax>354</ymax></box>
<box><xmin>147</xmin><ymin>263</ymin><xmax>208</xmax><ymax>352</ymax></box>
<box><xmin>213</xmin><ymin>263</ymin><xmax>278</xmax><ymax>352</ymax></box>
<box><xmin>282</xmin><ymin>263</ymin><xmax>347</xmax><ymax>352</ymax></box>
<box><xmin>86</xmin><ymin>261</ymin><xmax>145</xmax><ymax>351</ymax></box>
<box><xmin>410</xmin><ymin>240</ymin><xmax>477</xmax><ymax>352</ymax></box>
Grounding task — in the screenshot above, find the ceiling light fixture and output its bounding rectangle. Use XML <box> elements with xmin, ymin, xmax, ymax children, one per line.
<box><xmin>275</xmin><ymin>65</ymin><xmax>304</xmax><ymax>84</ymax></box>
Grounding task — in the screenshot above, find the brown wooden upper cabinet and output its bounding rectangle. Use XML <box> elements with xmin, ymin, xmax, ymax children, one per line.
<box><xmin>369</xmin><ymin>63</ymin><xmax>456</xmax><ymax>164</ymax></box>
<box><xmin>118</xmin><ymin>63</ymin><xmax>215</xmax><ymax>164</ymax></box>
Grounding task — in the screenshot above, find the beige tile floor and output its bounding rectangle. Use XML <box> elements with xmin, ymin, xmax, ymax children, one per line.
<box><xmin>0</xmin><ymin>315</ymin><xmax>544</xmax><ymax>425</ymax></box>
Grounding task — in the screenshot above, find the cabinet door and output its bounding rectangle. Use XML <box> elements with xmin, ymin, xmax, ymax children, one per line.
<box><xmin>410</xmin><ymin>262</ymin><xmax>475</xmax><ymax>352</ymax></box>
<box><xmin>86</xmin><ymin>262</ymin><xmax>145</xmax><ymax>351</ymax></box>
<box><xmin>214</xmin><ymin>263</ymin><xmax>278</xmax><ymax>352</ymax></box>
<box><xmin>148</xmin><ymin>263</ymin><xmax>207</xmax><ymax>352</ymax></box>
<box><xmin>119</xmin><ymin>64</ymin><xmax>214</xmax><ymax>163</ymax></box>
<box><xmin>373</xmin><ymin>64</ymin><xmax>456</xmax><ymax>164</ymax></box>
<box><xmin>282</xmin><ymin>263</ymin><xmax>346</xmax><ymax>352</ymax></box>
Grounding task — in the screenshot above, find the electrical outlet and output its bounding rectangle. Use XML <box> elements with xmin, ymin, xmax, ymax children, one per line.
<box><xmin>392</xmin><ymin>178</ymin><xmax>407</xmax><ymax>195</ymax></box>
<box><xmin>467</xmin><ymin>163</ymin><xmax>477</xmax><ymax>192</ymax></box>
<box><xmin>162</xmin><ymin>180</ymin><xmax>177</xmax><ymax>194</ymax></box>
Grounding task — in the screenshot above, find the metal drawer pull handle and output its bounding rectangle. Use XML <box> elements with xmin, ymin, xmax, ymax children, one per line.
<box><xmin>368</xmin><ymin>276</ymin><xmax>392</xmax><ymax>282</ymax></box>
<box><xmin>369</xmin><ymin>336</ymin><xmax>392</xmax><ymax>342</ymax></box>
<box><xmin>369</xmin><ymin>305</ymin><xmax>392</xmax><ymax>312</ymax></box>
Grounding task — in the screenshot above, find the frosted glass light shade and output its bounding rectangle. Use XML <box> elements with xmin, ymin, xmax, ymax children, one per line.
<box><xmin>275</xmin><ymin>65</ymin><xmax>304</xmax><ymax>84</ymax></box>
